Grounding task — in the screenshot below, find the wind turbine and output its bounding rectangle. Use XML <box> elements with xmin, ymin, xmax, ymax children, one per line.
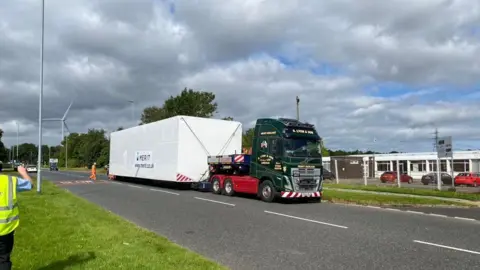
<box><xmin>44</xmin><ymin>100</ymin><xmax>73</xmax><ymax>168</ymax></box>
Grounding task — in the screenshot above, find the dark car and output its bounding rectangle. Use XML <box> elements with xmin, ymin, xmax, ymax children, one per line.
<box><xmin>421</xmin><ymin>172</ymin><xmax>453</xmax><ymax>185</ymax></box>
<box><xmin>323</xmin><ymin>168</ymin><xmax>336</xmax><ymax>180</ymax></box>
<box><xmin>380</xmin><ymin>171</ymin><xmax>413</xmax><ymax>184</ymax></box>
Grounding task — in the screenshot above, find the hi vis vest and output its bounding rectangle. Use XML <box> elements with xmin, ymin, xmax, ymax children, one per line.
<box><xmin>0</xmin><ymin>175</ymin><xmax>19</xmax><ymax>235</ymax></box>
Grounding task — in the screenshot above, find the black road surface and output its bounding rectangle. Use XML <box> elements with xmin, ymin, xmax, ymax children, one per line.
<box><xmin>40</xmin><ymin>170</ymin><xmax>480</xmax><ymax>270</ymax></box>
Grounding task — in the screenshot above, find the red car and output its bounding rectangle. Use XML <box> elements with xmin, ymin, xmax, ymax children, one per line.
<box><xmin>454</xmin><ymin>173</ymin><xmax>480</xmax><ymax>187</ymax></box>
<box><xmin>380</xmin><ymin>171</ymin><xmax>413</xmax><ymax>184</ymax></box>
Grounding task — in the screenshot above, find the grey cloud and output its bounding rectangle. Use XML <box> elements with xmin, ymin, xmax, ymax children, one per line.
<box><xmin>1</xmin><ymin>0</ymin><xmax>479</xmax><ymax>153</ymax></box>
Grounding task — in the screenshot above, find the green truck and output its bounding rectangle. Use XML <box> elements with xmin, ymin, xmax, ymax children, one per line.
<box><xmin>207</xmin><ymin>118</ymin><xmax>324</xmax><ymax>202</ymax></box>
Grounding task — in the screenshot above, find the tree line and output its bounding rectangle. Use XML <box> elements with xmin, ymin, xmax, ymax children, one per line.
<box><xmin>0</xmin><ymin>88</ymin><xmax>388</xmax><ymax>167</ymax></box>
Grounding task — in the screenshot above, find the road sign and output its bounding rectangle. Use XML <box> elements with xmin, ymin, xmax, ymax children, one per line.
<box><xmin>436</xmin><ymin>136</ymin><xmax>452</xmax><ymax>158</ymax></box>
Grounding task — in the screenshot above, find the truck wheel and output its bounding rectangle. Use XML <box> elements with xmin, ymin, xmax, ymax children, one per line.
<box><xmin>222</xmin><ymin>178</ymin><xmax>235</xmax><ymax>196</ymax></box>
<box><xmin>259</xmin><ymin>180</ymin><xmax>276</xmax><ymax>203</ymax></box>
<box><xmin>211</xmin><ymin>177</ymin><xmax>222</xmax><ymax>195</ymax></box>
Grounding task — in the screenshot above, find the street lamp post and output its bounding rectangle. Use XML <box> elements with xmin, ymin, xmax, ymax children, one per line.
<box><xmin>36</xmin><ymin>0</ymin><xmax>45</xmax><ymax>193</ymax></box>
<box><xmin>129</xmin><ymin>100</ymin><xmax>135</xmax><ymax>125</ymax></box>
<box><xmin>15</xmin><ymin>122</ymin><xmax>19</xmax><ymax>162</ymax></box>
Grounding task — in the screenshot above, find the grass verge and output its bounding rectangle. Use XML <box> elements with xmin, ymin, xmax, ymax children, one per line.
<box><xmin>323</xmin><ymin>183</ymin><xmax>480</xmax><ymax>201</ymax></box>
<box><xmin>323</xmin><ymin>189</ymin><xmax>474</xmax><ymax>207</ymax></box>
<box><xmin>11</xmin><ymin>177</ymin><xmax>225</xmax><ymax>270</ymax></box>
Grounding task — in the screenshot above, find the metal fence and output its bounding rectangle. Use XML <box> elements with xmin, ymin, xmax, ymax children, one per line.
<box><xmin>322</xmin><ymin>157</ymin><xmax>479</xmax><ymax>192</ymax></box>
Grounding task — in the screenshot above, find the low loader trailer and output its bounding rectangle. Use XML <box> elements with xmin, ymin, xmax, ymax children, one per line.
<box><xmin>109</xmin><ymin>115</ymin><xmax>324</xmax><ymax>203</ymax></box>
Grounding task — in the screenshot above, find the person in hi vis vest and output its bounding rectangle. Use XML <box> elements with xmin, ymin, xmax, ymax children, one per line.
<box><xmin>89</xmin><ymin>162</ymin><xmax>97</xmax><ymax>181</ymax></box>
<box><xmin>0</xmin><ymin>165</ymin><xmax>33</xmax><ymax>269</ymax></box>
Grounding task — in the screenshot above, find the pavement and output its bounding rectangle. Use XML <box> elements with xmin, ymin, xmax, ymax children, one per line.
<box><xmin>39</xmin><ymin>170</ymin><xmax>480</xmax><ymax>270</ymax></box>
<box><xmin>323</xmin><ymin>188</ymin><xmax>480</xmax><ymax>206</ymax></box>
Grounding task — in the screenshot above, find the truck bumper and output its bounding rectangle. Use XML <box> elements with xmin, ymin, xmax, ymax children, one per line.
<box><xmin>281</xmin><ymin>191</ymin><xmax>322</xmax><ymax>198</ymax></box>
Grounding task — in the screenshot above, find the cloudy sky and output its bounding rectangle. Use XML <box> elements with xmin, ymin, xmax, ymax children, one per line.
<box><xmin>1</xmin><ymin>0</ymin><xmax>479</xmax><ymax>152</ymax></box>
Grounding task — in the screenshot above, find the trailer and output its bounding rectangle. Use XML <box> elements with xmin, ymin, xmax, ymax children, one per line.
<box><xmin>109</xmin><ymin>116</ymin><xmax>324</xmax><ymax>203</ymax></box>
<box><xmin>109</xmin><ymin>115</ymin><xmax>243</xmax><ymax>186</ymax></box>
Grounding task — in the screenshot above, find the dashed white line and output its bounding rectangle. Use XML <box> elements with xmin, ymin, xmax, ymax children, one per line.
<box><xmin>127</xmin><ymin>184</ymin><xmax>143</xmax><ymax>189</ymax></box>
<box><xmin>413</xmin><ymin>240</ymin><xmax>480</xmax><ymax>255</ymax></box>
<box><xmin>365</xmin><ymin>206</ymin><xmax>381</xmax><ymax>209</ymax></box>
<box><xmin>264</xmin><ymin>211</ymin><xmax>348</xmax><ymax>229</ymax></box>
<box><xmin>454</xmin><ymin>216</ymin><xmax>476</xmax><ymax>221</ymax></box>
<box><xmin>194</xmin><ymin>197</ymin><xmax>235</xmax><ymax>207</ymax></box>
<box><xmin>149</xmin><ymin>188</ymin><xmax>180</xmax><ymax>196</ymax></box>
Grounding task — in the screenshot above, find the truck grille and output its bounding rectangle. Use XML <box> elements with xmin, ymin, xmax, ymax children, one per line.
<box><xmin>291</xmin><ymin>168</ymin><xmax>321</xmax><ymax>192</ymax></box>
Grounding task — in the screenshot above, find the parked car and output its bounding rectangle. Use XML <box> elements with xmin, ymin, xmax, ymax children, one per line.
<box><xmin>323</xmin><ymin>168</ymin><xmax>335</xmax><ymax>180</ymax></box>
<box><xmin>26</xmin><ymin>164</ymin><xmax>38</xmax><ymax>173</ymax></box>
<box><xmin>454</xmin><ymin>173</ymin><xmax>480</xmax><ymax>187</ymax></box>
<box><xmin>421</xmin><ymin>172</ymin><xmax>453</xmax><ymax>185</ymax></box>
<box><xmin>380</xmin><ymin>171</ymin><xmax>413</xmax><ymax>184</ymax></box>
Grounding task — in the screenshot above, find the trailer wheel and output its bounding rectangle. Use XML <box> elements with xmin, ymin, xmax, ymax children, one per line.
<box><xmin>222</xmin><ymin>178</ymin><xmax>235</xmax><ymax>196</ymax></box>
<box><xmin>259</xmin><ymin>180</ymin><xmax>276</xmax><ymax>203</ymax></box>
<box><xmin>211</xmin><ymin>177</ymin><xmax>222</xmax><ymax>195</ymax></box>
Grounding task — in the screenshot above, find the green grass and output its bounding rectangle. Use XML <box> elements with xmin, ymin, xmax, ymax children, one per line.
<box><xmin>323</xmin><ymin>189</ymin><xmax>474</xmax><ymax>207</ymax></box>
<box><xmin>11</xmin><ymin>177</ymin><xmax>225</xmax><ymax>270</ymax></box>
<box><xmin>323</xmin><ymin>183</ymin><xmax>480</xmax><ymax>201</ymax></box>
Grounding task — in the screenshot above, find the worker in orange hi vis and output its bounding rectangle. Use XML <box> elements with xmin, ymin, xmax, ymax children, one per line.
<box><xmin>89</xmin><ymin>162</ymin><xmax>97</xmax><ymax>181</ymax></box>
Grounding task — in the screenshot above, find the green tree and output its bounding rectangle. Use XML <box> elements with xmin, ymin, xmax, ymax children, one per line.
<box><xmin>140</xmin><ymin>106</ymin><xmax>166</xmax><ymax>124</ymax></box>
<box><xmin>15</xmin><ymin>143</ymin><xmax>38</xmax><ymax>164</ymax></box>
<box><xmin>321</xmin><ymin>146</ymin><xmax>329</xmax><ymax>157</ymax></box>
<box><xmin>141</xmin><ymin>88</ymin><xmax>218</xmax><ymax>124</ymax></box>
<box><xmin>0</xmin><ymin>129</ymin><xmax>6</xmax><ymax>162</ymax></box>
<box><xmin>242</xmin><ymin>128</ymin><xmax>255</xmax><ymax>148</ymax></box>
<box><xmin>222</xmin><ymin>117</ymin><xmax>234</xmax><ymax>121</ymax></box>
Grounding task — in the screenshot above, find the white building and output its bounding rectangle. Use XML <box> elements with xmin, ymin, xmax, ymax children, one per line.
<box><xmin>323</xmin><ymin>150</ymin><xmax>480</xmax><ymax>179</ymax></box>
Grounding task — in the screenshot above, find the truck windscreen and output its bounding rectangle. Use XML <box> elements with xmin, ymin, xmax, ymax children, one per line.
<box><xmin>283</xmin><ymin>138</ymin><xmax>321</xmax><ymax>157</ymax></box>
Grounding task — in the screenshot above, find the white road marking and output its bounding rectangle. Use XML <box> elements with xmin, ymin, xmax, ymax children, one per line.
<box><xmin>384</xmin><ymin>208</ymin><xmax>402</xmax><ymax>212</ymax></box>
<box><xmin>428</xmin><ymin>213</ymin><xmax>448</xmax><ymax>218</ymax></box>
<box><xmin>406</xmin><ymin>210</ymin><xmax>424</xmax><ymax>215</ymax></box>
<box><xmin>454</xmin><ymin>216</ymin><xmax>476</xmax><ymax>221</ymax></box>
<box><xmin>127</xmin><ymin>184</ymin><xmax>143</xmax><ymax>189</ymax></box>
<box><xmin>264</xmin><ymin>211</ymin><xmax>348</xmax><ymax>229</ymax></box>
<box><xmin>365</xmin><ymin>206</ymin><xmax>381</xmax><ymax>209</ymax></box>
<box><xmin>413</xmin><ymin>240</ymin><xmax>480</xmax><ymax>255</ymax></box>
<box><xmin>149</xmin><ymin>188</ymin><xmax>180</xmax><ymax>196</ymax></box>
<box><xmin>194</xmin><ymin>197</ymin><xmax>235</xmax><ymax>207</ymax></box>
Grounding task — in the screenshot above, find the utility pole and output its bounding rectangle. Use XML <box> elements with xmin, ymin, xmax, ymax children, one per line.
<box><xmin>296</xmin><ymin>96</ymin><xmax>300</xmax><ymax>121</ymax></box>
<box><xmin>432</xmin><ymin>128</ymin><xmax>439</xmax><ymax>151</ymax></box>
<box><xmin>128</xmin><ymin>100</ymin><xmax>135</xmax><ymax>125</ymax></box>
<box><xmin>16</xmin><ymin>122</ymin><xmax>19</xmax><ymax>161</ymax></box>
<box><xmin>432</xmin><ymin>127</ymin><xmax>441</xmax><ymax>190</ymax></box>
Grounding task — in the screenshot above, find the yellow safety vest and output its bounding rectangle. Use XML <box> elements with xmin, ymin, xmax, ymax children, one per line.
<box><xmin>0</xmin><ymin>175</ymin><xmax>19</xmax><ymax>235</ymax></box>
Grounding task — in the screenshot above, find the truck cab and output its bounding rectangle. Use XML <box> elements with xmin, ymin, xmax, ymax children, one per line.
<box><xmin>207</xmin><ymin>118</ymin><xmax>323</xmax><ymax>202</ymax></box>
